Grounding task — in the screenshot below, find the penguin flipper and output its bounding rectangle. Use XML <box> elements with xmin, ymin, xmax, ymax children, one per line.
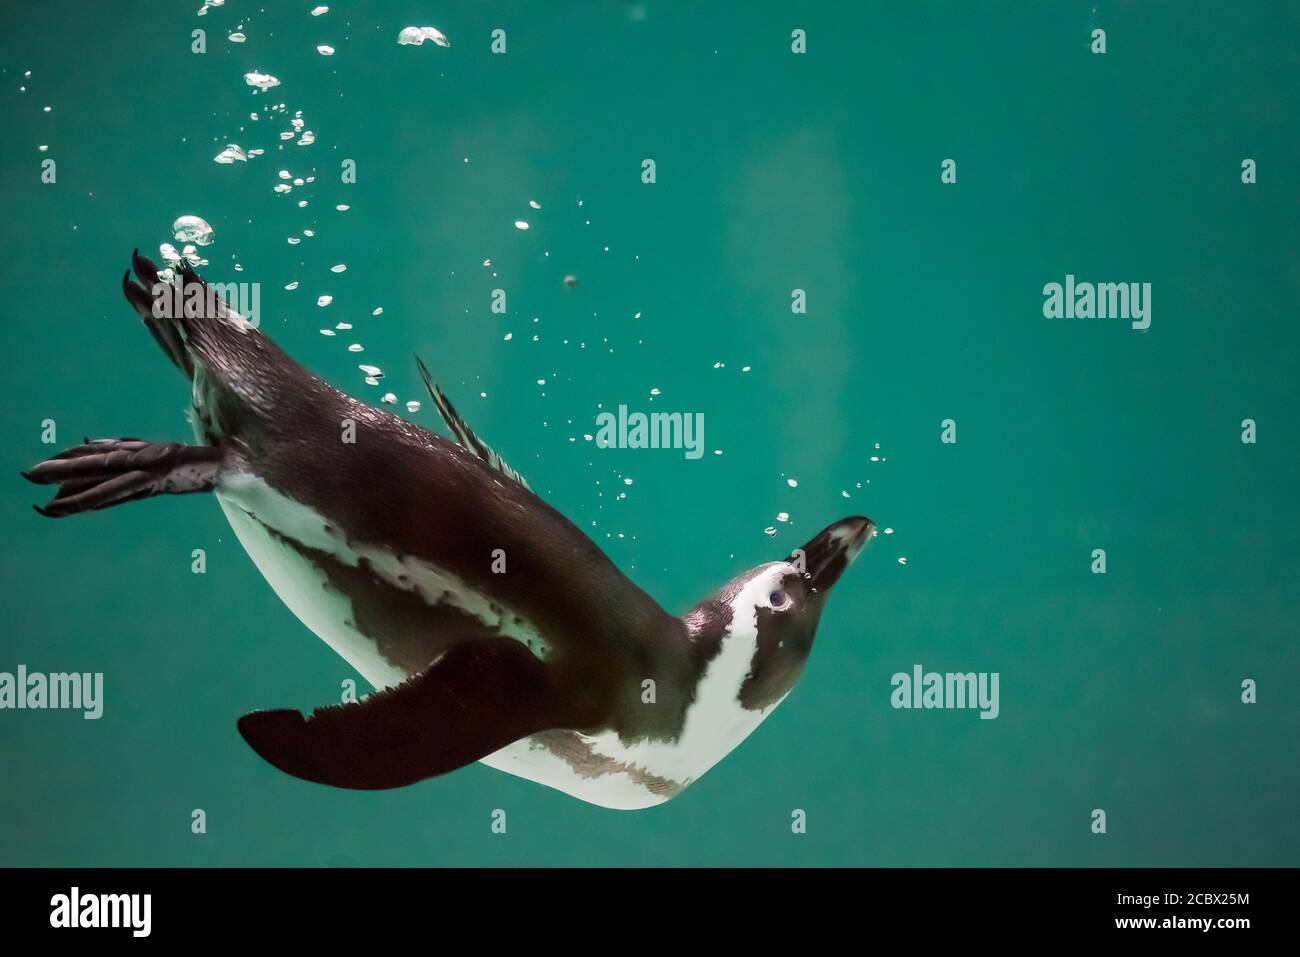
<box><xmin>415</xmin><ymin>356</ymin><xmax>533</xmax><ymax>491</ymax></box>
<box><xmin>237</xmin><ymin>637</ymin><xmax>567</xmax><ymax>790</ymax></box>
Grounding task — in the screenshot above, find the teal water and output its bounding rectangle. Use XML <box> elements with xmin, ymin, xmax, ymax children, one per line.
<box><xmin>1</xmin><ymin>1</ymin><xmax>1297</xmax><ymax>866</ymax></box>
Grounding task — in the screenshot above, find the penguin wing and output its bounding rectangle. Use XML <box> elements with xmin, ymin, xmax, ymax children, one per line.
<box><xmin>415</xmin><ymin>357</ymin><xmax>532</xmax><ymax>491</ymax></box>
<box><xmin>236</xmin><ymin>637</ymin><xmax>569</xmax><ymax>789</ymax></box>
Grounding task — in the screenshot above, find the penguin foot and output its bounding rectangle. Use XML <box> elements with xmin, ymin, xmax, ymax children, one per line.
<box><xmin>23</xmin><ymin>439</ymin><xmax>224</xmax><ymax>517</ymax></box>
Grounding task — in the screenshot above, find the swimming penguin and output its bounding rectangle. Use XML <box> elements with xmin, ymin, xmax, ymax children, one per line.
<box><xmin>24</xmin><ymin>252</ymin><xmax>874</xmax><ymax>810</ymax></box>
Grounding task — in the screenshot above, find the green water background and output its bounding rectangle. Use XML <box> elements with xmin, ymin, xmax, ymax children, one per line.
<box><xmin>1</xmin><ymin>1</ymin><xmax>1297</xmax><ymax>866</ymax></box>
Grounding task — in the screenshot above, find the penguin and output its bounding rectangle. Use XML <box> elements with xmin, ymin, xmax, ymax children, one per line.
<box><xmin>23</xmin><ymin>252</ymin><xmax>874</xmax><ymax>810</ymax></box>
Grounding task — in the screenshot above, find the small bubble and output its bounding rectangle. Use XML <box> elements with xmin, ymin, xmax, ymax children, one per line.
<box><xmin>213</xmin><ymin>144</ymin><xmax>247</xmax><ymax>164</ymax></box>
<box><xmin>398</xmin><ymin>26</ymin><xmax>451</xmax><ymax>47</ymax></box>
<box><xmin>172</xmin><ymin>215</ymin><xmax>214</xmax><ymax>246</ymax></box>
<box><xmin>243</xmin><ymin>71</ymin><xmax>281</xmax><ymax>92</ymax></box>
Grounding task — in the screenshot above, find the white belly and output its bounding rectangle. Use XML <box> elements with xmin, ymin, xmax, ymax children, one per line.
<box><xmin>216</xmin><ymin>471</ymin><xmax>547</xmax><ymax>679</ymax></box>
<box><xmin>216</xmin><ymin>488</ymin><xmax>409</xmax><ymax>689</ymax></box>
<box><xmin>479</xmin><ymin>735</ymin><xmax>676</xmax><ymax>810</ymax></box>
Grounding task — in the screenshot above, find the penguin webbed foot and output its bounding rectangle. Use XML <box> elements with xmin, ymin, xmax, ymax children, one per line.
<box><xmin>24</xmin><ymin>438</ymin><xmax>223</xmax><ymax>517</ymax></box>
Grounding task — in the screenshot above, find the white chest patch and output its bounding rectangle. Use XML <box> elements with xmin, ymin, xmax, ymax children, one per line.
<box><xmin>482</xmin><ymin>567</ymin><xmax>794</xmax><ymax>810</ymax></box>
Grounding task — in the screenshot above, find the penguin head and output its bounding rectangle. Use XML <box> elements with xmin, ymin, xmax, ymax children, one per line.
<box><xmin>685</xmin><ymin>516</ymin><xmax>874</xmax><ymax>712</ymax></box>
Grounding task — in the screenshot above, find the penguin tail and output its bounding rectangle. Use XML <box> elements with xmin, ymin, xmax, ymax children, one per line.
<box><xmin>123</xmin><ymin>249</ymin><xmax>266</xmax><ymax>380</ymax></box>
<box><xmin>122</xmin><ymin>250</ymin><xmax>195</xmax><ymax>377</ymax></box>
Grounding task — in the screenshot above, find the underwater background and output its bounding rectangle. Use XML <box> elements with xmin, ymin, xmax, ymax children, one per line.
<box><xmin>1</xmin><ymin>0</ymin><xmax>1297</xmax><ymax>866</ymax></box>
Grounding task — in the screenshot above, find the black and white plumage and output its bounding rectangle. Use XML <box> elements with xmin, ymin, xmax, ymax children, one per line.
<box><xmin>23</xmin><ymin>253</ymin><xmax>873</xmax><ymax>809</ymax></box>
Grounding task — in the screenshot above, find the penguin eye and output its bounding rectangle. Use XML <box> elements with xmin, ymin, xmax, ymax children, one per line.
<box><xmin>769</xmin><ymin>590</ymin><xmax>790</xmax><ymax>609</ymax></box>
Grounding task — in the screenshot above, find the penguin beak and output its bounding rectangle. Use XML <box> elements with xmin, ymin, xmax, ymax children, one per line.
<box><xmin>789</xmin><ymin>516</ymin><xmax>874</xmax><ymax>593</ymax></box>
